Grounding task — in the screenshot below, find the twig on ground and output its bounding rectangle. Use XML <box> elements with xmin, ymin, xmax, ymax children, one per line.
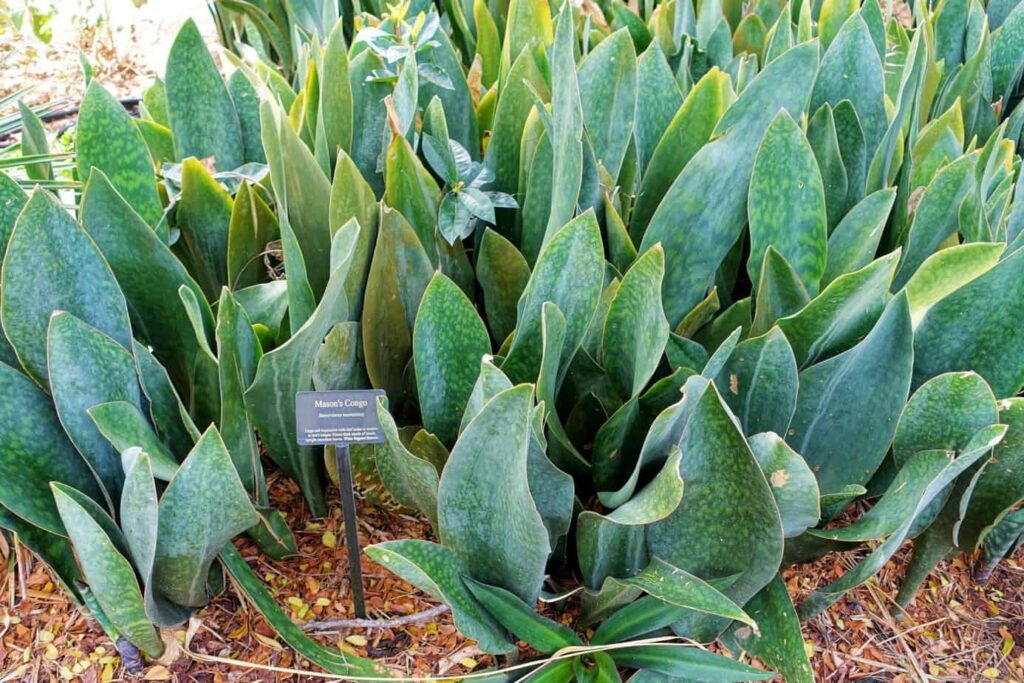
<box><xmin>301</xmin><ymin>604</ymin><xmax>451</xmax><ymax>633</ymax></box>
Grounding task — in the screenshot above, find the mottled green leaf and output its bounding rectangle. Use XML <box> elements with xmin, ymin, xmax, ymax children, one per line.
<box><xmin>438</xmin><ymin>384</ymin><xmax>549</xmax><ymax>603</ymax></box>
<box><xmin>913</xmin><ymin>247</ymin><xmax>1024</xmax><ymax>397</ymax></box>
<box><xmin>81</xmin><ymin>171</ymin><xmax>213</xmax><ymax>405</ymax></box>
<box><xmin>751</xmin><ymin>248</ymin><xmax>810</xmax><ymax>338</ymax></box>
<box><xmin>361</xmin><ymin>208</ymin><xmax>433</xmax><ymax>407</ymax></box>
<box><xmin>226</xmin><ymin>181</ymin><xmax>279</xmax><ymax>291</ymax></box>
<box><xmin>747</xmin><ymin>112</ymin><xmax>827</xmax><ymax>295</ymax></box>
<box><xmin>246</xmin><ymin>224</ymin><xmax>360</xmax><ymax>515</ymax></box>
<box><xmin>613</xmin><ymin>645</ymin><xmax>774</xmax><ymax>681</ymax></box>
<box><xmin>88</xmin><ymin>402</ymin><xmax>180</xmax><ymax>480</ymax></box>
<box><xmin>713</xmin><ymin>327</ymin><xmax>798</xmax><ymax>438</ymax></box>
<box><xmin>0</xmin><ymin>362</ymin><xmax>104</xmax><ymax>535</ymax></box>
<box><xmin>48</xmin><ymin>312</ymin><xmax>143</xmax><ymax>507</ymax></box>
<box><xmin>176</xmin><ymin>158</ymin><xmax>233</xmax><ymax>299</ymax></box>
<box><xmin>487</xmin><ymin>46</ymin><xmax>549</xmax><ymax>194</ymax></box>
<box><xmin>77</xmin><ymin>81</ymin><xmax>162</xmax><ymax>227</ymax></box>
<box><xmin>723</xmin><ymin>575</ymin><xmax>813</xmax><ymax>683</ymax></box>
<box><xmin>477</xmin><ymin>228</ymin><xmax>531</xmax><ymax>344</ymax></box>
<box><xmin>166</xmin><ymin>19</ymin><xmax>243</xmax><ymax>171</ymax></box>
<box><xmin>579</xmin><ymin>29</ymin><xmax>637</xmax><ymax>180</ymax></box>
<box><xmin>822</xmin><ymin>188</ymin><xmax>896</xmax><ymax>285</ymax></box>
<box><xmin>811</xmin><ymin>14</ymin><xmax>887</xmax><ymax>158</ymax></box>
<box><xmin>787</xmin><ymin>294</ymin><xmax>913</xmax><ymax>500</ymax></box>
<box><xmin>374</xmin><ymin>399</ymin><xmax>439</xmax><ymax>527</ymax></box>
<box><xmin>634</xmin><ymin>42</ymin><xmax>683</xmax><ymax>173</ymax></box>
<box><xmin>261</xmin><ymin>100</ymin><xmax>333</xmax><ymax>297</ymax></box>
<box><xmin>647</xmin><ymin>382</ymin><xmax>784</xmax><ymax>627</ymax></box>
<box><xmin>328</xmin><ymin>150</ymin><xmax>378</xmax><ymax>320</ymax></box>
<box><xmin>777</xmin><ymin>251</ymin><xmax>898</xmax><ymax>367</ymax></box>
<box><xmin>153</xmin><ymin>427</ymin><xmax>258</xmax><ymax>607</ymax></box>
<box><xmin>640</xmin><ymin>42</ymin><xmax>818</xmax><ymax>325</ymax></box>
<box><xmin>365</xmin><ymin>540</ymin><xmax>514</xmax><ymax>654</ymax></box>
<box><xmin>957</xmin><ymin>398</ymin><xmax>1024</xmax><ymax>551</ymax></box>
<box><xmin>602</xmin><ymin>246</ymin><xmax>669</xmax><ymax>399</ymax></box>
<box><xmin>502</xmin><ymin>211</ymin><xmax>604</xmax><ymax>384</ymax></box>
<box><xmin>53</xmin><ymin>484</ymin><xmax>164</xmax><ymax>658</ymax></box>
<box><xmin>748</xmin><ymin>432</ymin><xmax>820</xmax><ymax>537</ymax></box>
<box><xmin>632</xmin><ymin>67</ymin><xmax>732</xmax><ymax>239</ymax></box>
<box><xmin>2</xmin><ymin>189</ymin><xmax>132</xmax><ymax>387</ymax></box>
<box><xmin>466</xmin><ymin>579</ymin><xmax>581</xmax><ymax>653</ymax></box>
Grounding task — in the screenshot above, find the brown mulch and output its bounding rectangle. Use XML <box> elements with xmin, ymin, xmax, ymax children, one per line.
<box><xmin>2</xmin><ymin>462</ymin><xmax>1022</xmax><ymax>682</ymax></box>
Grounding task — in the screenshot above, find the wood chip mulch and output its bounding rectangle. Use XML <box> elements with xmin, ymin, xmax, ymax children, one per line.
<box><xmin>2</xmin><ymin>460</ymin><xmax>1022</xmax><ymax>682</ymax></box>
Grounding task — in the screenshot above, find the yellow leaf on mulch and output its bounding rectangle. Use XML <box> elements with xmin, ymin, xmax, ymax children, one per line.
<box><xmin>143</xmin><ymin>665</ymin><xmax>173</xmax><ymax>680</ymax></box>
<box><xmin>346</xmin><ymin>635</ymin><xmax>368</xmax><ymax>647</ymax></box>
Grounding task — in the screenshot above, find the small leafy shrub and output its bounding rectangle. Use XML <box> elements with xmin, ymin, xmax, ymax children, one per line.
<box><xmin>1</xmin><ymin>0</ymin><xmax>1024</xmax><ymax>679</ymax></box>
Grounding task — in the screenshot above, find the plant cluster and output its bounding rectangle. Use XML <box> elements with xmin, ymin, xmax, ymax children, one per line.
<box><xmin>2</xmin><ymin>0</ymin><xmax>1024</xmax><ymax>679</ymax></box>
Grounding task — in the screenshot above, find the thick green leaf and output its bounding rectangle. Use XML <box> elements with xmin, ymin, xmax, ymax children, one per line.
<box><xmin>176</xmin><ymin>158</ymin><xmax>233</xmax><ymax>299</ymax></box>
<box><xmin>466</xmin><ymin>579</ymin><xmax>581</xmax><ymax>654</ymax></box>
<box><xmin>17</xmin><ymin>101</ymin><xmax>50</xmax><ymax>181</ymax></box>
<box><xmin>365</xmin><ymin>540</ymin><xmax>515</xmax><ymax>654</ymax></box>
<box><xmin>461</xmin><ymin>357</ymin><xmax>514</xmax><ymax>433</ymax></box>
<box><xmin>227</xmin><ymin>70</ymin><xmax>265</xmax><ymax>164</ymax></box>
<box><xmin>613</xmin><ymin>645</ymin><xmax>774</xmax><ymax>681</ymax></box>
<box><xmin>806</xmin><ymin>104</ymin><xmax>849</xmax><ymax>231</ymax></box>
<box><xmin>903</xmin><ymin>243</ymin><xmax>1003</xmax><ymax>328</ymax></box>
<box><xmin>723</xmin><ymin>575</ymin><xmax>813</xmax><ymax>683</ymax></box>
<box><xmin>246</xmin><ymin>224</ymin><xmax>360</xmax><ymax>515</ymax></box>
<box><xmin>438</xmin><ymin>384</ymin><xmax>549</xmax><ymax>604</ymax></box>
<box><xmin>602</xmin><ymin>246</ymin><xmax>669</xmax><ymax>399</ymax></box>
<box><xmin>261</xmin><ymin>101</ymin><xmax>333</xmax><ymax>297</ymax></box>
<box><xmin>777</xmin><ymin>251</ymin><xmax>898</xmax><ymax>367</ymax></box>
<box><xmin>226</xmin><ymin>181</ymin><xmax>279</xmax><ymax>291</ymax></box>
<box><xmin>811</xmin><ymin>14</ymin><xmax>887</xmax><ymax>157</ymax></box>
<box><xmin>487</xmin><ymin>46</ymin><xmax>550</xmax><ymax>194</ymax></box>
<box><xmin>894</xmin><ymin>153</ymin><xmax>977</xmax><ymax>289</ymax></box>
<box><xmin>88</xmin><ymin>402</ymin><xmax>180</xmax><ymax>480</ymax></box>
<box><xmin>384</xmin><ymin>132</ymin><xmax>441</xmax><ymax>262</ymax></box>
<box><xmin>166</xmin><ymin>19</ymin><xmax>243</xmax><ymax>171</ymax></box>
<box><xmin>328</xmin><ymin>150</ymin><xmax>378</xmax><ymax>320</ymax></box>
<box><xmin>313</xmin><ymin>321</ymin><xmax>369</xmax><ymax>391</ymax></box>
<box><xmin>348</xmin><ymin>50</ymin><xmax>390</xmax><ymax>196</ymax></box>
<box><xmin>502</xmin><ymin>210</ymin><xmax>604</xmax><ymax>384</ymax></box>
<box><xmin>604</xmin><ymin>557</ymin><xmax>753</xmax><ymax>630</ymax></box>
<box><xmin>544</xmin><ymin>5</ymin><xmax>583</xmax><ymax>239</ymax></box>
<box><xmin>822</xmin><ymin>188</ymin><xmax>896</xmax><ymax>285</ymax></box>
<box><xmin>747</xmin><ymin>111</ymin><xmax>828</xmax><ymax>295</ymax></box>
<box><xmin>320</xmin><ymin>22</ymin><xmax>353</xmax><ymax>162</ymax></box>
<box><xmin>991</xmin><ymin>1</ymin><xmax>1024</xmax><ymax>99</ymax></box>
<box><xmin>374</xmin><ymin>398</ymin><xmax>439</xmax><ymax>527</ymax></box>
<box><xmin>632</xmin><ymin>68</ymin><xmax>733</xmax><ymax>237</ymax></box>
<box><xmin>153</xmin><ymin>427</ymin><xmax>258</xmax><ymax>607</ymax></box>
<box><xmin>216</xmin><ymin>288</ymin><xmax>263</xmax><ymax>495</ymax></box>
<box><xmin>0</xmin><ymin>362</ymin><xmax>104</xmax><ymax>535</ymax></box>
<box><xmin>913</xmin><ymin>246</ymin><xmax>1024</xmax><ymax>397</ymax></box>
<box><xmin>81</xmin><ymin>171</ymin><xmax>213</xmax><ymax>405</ymax></box>
<box><xmin>579</xmin><ymin>29</ymin><xmax>637</xmax><ymax>180</ymax></box>
<box><xmin>634</xmin><ymin>42</ymin><xmax>683</xmax><ymax>173</ymax></box>
<box><xmin>361</xmin><ymin>208</ymin><xmax>433</xmax><ymax>407</ymax></box>
<box><xmin>646</xmin><ymin>382</ymin><xmax>784</xmax><ymax>629</ymax></box>
<box><xmin>477</xmin><ymin>228</ymin><xmax>531</xmax><ymax>344</ymax></box>
<box><xmin>221</xmin><ymin>544</ymin><xmax>390</xmax><ymax>675</ymax></box>
<box><xmin>639</xmin><ymin>42</ymin><xmax>818</xmax><ymax>324</ymax></box>
<box><xmin>787</xmin><ymin>294</ymin><xmax>913</xmax><ymax>501</ymax></box>
<box><xmin>77</xmin><ymin>81</ymin><xmax>162</xmax><ymax>228</ymax></box>
<box><xmin>2</xmin><ymin>189</ymin><xmax>132</xmax><ymax>387</ymax></box>
<box><xmin>799</xmin><ymin>426</ymin><xmax>1004</xmax><ymax>617</ymax></box>
<box><xmin>893</xmin><ymin>371</ymin><xmax>998</xmax><ymax>469</ymax></box>
<box><xmin>48</xmin><ymin>312</ymin><xmax>144</xmax><ymax>507</ymax></box>
<box><xmin>750</xmin><ymin>248</ymin><xmax>810</xmax><ymax>337</ymax></box>
<box><xmin>133</xmin><ymin>341</ymin><xmax>199</xmax><ymax>456</ymax></box>
<box><xmin>414</xmin><ymin>274</ymin><xmax>491</xmax><ymax>446</ymax></box>
<box><xmin>956</xmin><ymin>398</ymin><xmax>1024</xmax><ymax>551</ymax></box>
<box><xmin>712</xmin><ymin>327</ymin><xmax>798</xmax><ymax>437</ymax></box>
<box><xmin>53</xmin><ymin>484</ymin><xmax>164</xmax><ymax>658</ymax></box>
<box><xmin>748</xmin><ymin>432</ymin><xmax>820</xmax><ymax>537</ymax></box>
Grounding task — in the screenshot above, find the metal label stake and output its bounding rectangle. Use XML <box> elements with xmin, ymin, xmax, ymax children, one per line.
<box><xmin>296</xmin><ymin>389</ymin><xmax>386</xmax><ymax>620</ymax></box>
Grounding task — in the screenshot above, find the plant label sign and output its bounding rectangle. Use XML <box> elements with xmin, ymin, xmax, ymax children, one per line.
<box><xmin>295</xmin><ymin>390</ymin><xmax>387</xmax><ymax>446</ymax></box>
